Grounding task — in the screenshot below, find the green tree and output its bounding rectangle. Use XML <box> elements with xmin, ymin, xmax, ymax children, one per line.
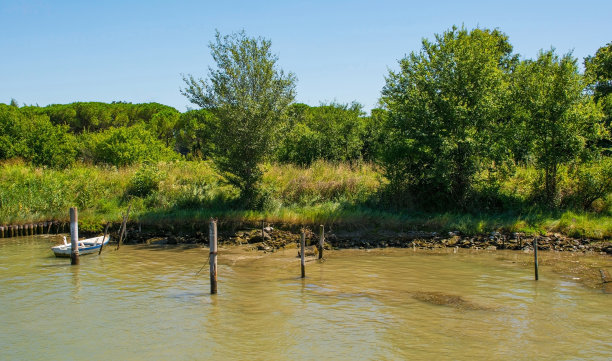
<box><xmin>175</xmin><ymin>109</ymin><xmax>215</xmax><ymax>158</ymax></box>
<box><xmin>182</xmin><ymin>30</ymin><xmax>296</xmax><ymax>203</ymax></box>
<box><xmin>0</xmin><ymin>104</ymin><xmax>77</xmax><ymax>168</ymax></box>
<box><xmin>360</xmin><ymin>108</ymin><xmax>387</xmax><ymax>162</ymax></box>
<box><xmin>80</xmin><ymin>125</ymin><xmax>178</xmax><ymax>166</ymax></box>
<box><xmin>149</xmin><ymin>108</ymin><xmax>180</xmax><ymax>147</ymax></box>
<box><xmin>380</xmin><ymin>26</ymin><xmax>516</xmax><ymax>208</ymax></box>
<box><xmin>512</xmin><ymin>50</ymin><xmax>604</xmax><ymax>206</ymax></box>
<box><xmin>277</xmin><ymin>102</ymin><xmax>367</xmax><ymax>165</ymax></box>
<box><xmin>585</xmin><ymin>42</ymin><xmax>612</xmax><ymax>153</ymax></box>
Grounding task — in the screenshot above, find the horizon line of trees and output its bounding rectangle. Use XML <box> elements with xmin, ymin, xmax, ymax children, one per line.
<box><xmin>1</xmin><ymin>26</ymin><xmax>611</xmax><ymax>212</ymax></box>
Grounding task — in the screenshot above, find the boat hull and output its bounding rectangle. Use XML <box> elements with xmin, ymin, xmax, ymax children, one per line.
<box><xmin>51</xmin><ymin>236</ymin><xmax>110</xmax><ymax>257</ymax></box>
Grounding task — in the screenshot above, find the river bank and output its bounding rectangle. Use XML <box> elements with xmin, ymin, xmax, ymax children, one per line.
<box><xmin>115</xmin><ymin>221</ymin><xmax>612</xmax><ymax>255</ymax></box>
<box><xmin>2</xmin><ymin>218</ymin><xmax>609</xmax><ymax>254</ymax></box>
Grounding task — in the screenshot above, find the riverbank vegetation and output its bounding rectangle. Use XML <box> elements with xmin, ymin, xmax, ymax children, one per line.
<box><xmin>1</xmin><ymin>160</ymin><xmax>611</xmax><ymax>239</ymax></box>
<box><xmin>1</xmin><ymin>26</ymin><xmax>611</xmax><ymax>240</ymax></box>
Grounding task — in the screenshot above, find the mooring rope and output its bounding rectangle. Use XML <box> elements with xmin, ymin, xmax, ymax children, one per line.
<box><xmin>195</xmin><ymin>252</ymin><xmax>214</xmax><ymax>276</ymax></box>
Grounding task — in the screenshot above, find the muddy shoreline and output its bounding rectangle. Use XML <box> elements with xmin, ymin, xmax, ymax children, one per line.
<box><xmin>111</xmin><ymin>222</ymin><xmax>612</xmax><ymax>255</ymax></box>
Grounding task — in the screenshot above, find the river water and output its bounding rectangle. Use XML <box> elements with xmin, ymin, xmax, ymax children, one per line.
<box><xmin>1</xmin><ymin>235</ymin><xmax>611</xmax><ymax>360</ymax></box>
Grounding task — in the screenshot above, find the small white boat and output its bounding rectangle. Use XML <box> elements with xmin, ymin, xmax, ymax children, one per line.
<box><xmin>51</xmin><ymin>235</ymin><xmax>110</xmax><ymax>257</ymax></box>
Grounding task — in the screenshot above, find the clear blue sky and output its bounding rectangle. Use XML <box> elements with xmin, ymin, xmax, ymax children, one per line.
<box><xmin>1</xmin><ymin>0</ymin><xmax>610</xmax><ymax>113</ymax></box>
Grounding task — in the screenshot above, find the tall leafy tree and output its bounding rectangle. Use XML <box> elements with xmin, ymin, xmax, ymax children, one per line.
<box><xmin>512</xmin><ymin>50</ymin><xmax>604</xmax><ymax>206</ymax></box>
<box><xmin>585</xmin><ymin>42</ymin><xmax>612</xmax><ymax>153</ymax></box>
<box><xmin>182</xmin><ymin>30</ymin><xmax>296</xmax><ymax>203</ymax></box>
<box><xmin>277</xmin><ymin>102</ymin><xmax>367</xmax><ymax>165</ymax></box>
<box><xmin>380</xmin><ymin>26</ymin><xmax>516</xmax><ymax>208</ymax></box>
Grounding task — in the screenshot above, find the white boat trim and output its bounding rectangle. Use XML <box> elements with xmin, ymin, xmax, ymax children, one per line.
<box><xmin>51</xmin><ymin>235</ymin><xmax>110</xmax><ymax>257</ymax></box>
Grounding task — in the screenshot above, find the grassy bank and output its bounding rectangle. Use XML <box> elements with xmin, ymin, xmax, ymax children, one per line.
<box><xmin>1</xmin><ymin>160</ymin><xmax>611</xmax><ymax>239</ymax></box>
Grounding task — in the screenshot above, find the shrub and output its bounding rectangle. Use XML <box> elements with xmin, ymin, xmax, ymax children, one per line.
<box><xmin>127</xmin><ymin>164</ymin><xmax>163</xmax><ymax>198</ymax></box>
<box><xmin>564</xmin><ymin>158</ymin><xmax>612</xmax><ymax>211</ymax></box>
<box><xmin>80</xmin><ymin>124</ymin><xmax>178</xmax><ymax>166</ymax></box>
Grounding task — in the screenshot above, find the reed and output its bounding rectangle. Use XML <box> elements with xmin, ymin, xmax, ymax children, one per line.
<box><xmin>1</xmin><ymin>159</ymin><xmax>610</xmax><ymax>239</ymax></box>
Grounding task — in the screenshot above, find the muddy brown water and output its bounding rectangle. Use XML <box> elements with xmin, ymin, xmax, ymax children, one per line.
<box><xmin>1</xmin><ymin>235</ymin><xmax>611</xmax><ymax>360</ymax></box>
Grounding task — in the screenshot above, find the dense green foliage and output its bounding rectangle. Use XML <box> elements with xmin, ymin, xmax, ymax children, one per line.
<box><xmin>27</xmin><ymin>101</ymin><xmax>179</xmax><ymax>133</ymax></box>
<box><xmin>585</xmin><ymin>42</ymin><xmax>612</xmax><ymax>153</ymax></box>
<box><xmin>1</xmin><ymin>26</ymin><xmax>611</xmax><ymax>237</ymax></box>
<box><xmin>182</xmin><ymin>30</ymin><xmax>296</xmax><ymax>203</ymax></box>
<box><xmin>380</xmin><ymin>26</ymin><xmax>609</xmax><ymax>211</ymax></box>
<box><xmin>512</xmin><ymin>50</ymin><xmax>604</xmax><ymax>206</ymax></box>
<box><xmin>381</xmin><ymin>27</ymin><xmax>516</xmax><ymax>209</ymax></box>
<box><xmin>1</xmin><ymin>160</ymin><xmax>610</xmax><ymax>238</ymax></box>
<box><xmin>0</xmin><ymin>104</ymin><xmax>77</xmax><ymax>168</ymax></box>
<box><xmin>80</xmin><ymin>125</ymin><xmax>178</xmax><ymax>166</ymax></box>
<box><xmin>277</xmin><ymin>102</ymin><xmax>373</xmax><ymax>165</ymax></box>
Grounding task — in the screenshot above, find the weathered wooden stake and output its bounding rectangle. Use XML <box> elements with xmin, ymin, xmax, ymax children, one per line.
<box><xmin>70</xmin><ymin>207</ymin><xmax>80</xmax><ymax>265</ymax></box>
<box><xmin>300</xmin><ymin>230</ymin><xmax>306</xmax><ymax>278</ymax></box>
<box><xmin>116</xmin><ymin>215</ymin><xmax>127</xmax><ymax>250</ymax></box>
<box><xmin>533</xmin><ymin>238</ymin><xmax>539</xmax><ymax>281</ymax></box>
<box><xmin>261</xmin><ymin>220</ymin><xmax>265</xmax><ymax>241</ymax></box>
<box><xmin>116</xmin><ymin>204</ymin><xmax>132</xmax><ymax>250</ymax></box>
<box><xmin>209</xmin><ymin>218</ymin><xmax>218</xmax><ymax>294</ymax></box>
<box><xmin>99</xmin><ymin>223</ymin><xmax>110</xmax><ymax>255</ymax></box>
<box><xmin>46</xmin><ymin>221</ymin><xmax>52</xmax><ymax>234</ymax></box>
<box><xmin>318</xmin><ymin>224</ymin><xmax>324</xmax><ymax>259</ymax></box>
<box><xmin>0</xmin><ymin>226</ymin><xmax>4</xmax><ymax>238</ymax></box>
<box><xmin>11</xmin><ymin>225</ymin><xmax>15</xmax><ymax>237</ymax></box>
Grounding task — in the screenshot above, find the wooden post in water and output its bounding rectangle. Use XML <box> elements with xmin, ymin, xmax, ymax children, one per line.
<box><xmin>46</xmin><ymin>221</ymin><xmax>52</xmax><ymax>234</ymax></box>
<box><xmin>117</xmin><ymin>214</ymin><xmax>127</xmax><ymax>250</ymax></box>
<box><xmin>533</xmin><ymin>238</ymin><xmax>539</xmax><ymax>281</ymax></box>
<box><xmin>318</xmin><ymin>224</ymin><xmax>324</xmax><ymax>259</ymax></box>
<box><xmin>116</xmin><ymin>204</ymin><xmax>132</xmax><ymax>250</ymax></box>
<box><xmin>0</xmin><ymin>226</ymin><xmax>4</xmax><ymax>238</ymax></box>
<box><xmin>209</xmin><ymin>218</ymin><xmax>218</xmax><ymax>294</ymax></box>
<box><xmin>300</xmin><ymin>229</ymin><xmax>306</xmax><ymax>278</ymax></box>
<box><xmin>11</xmin><ymin>225</ymin><xmax>15</xmax><ymax>237</ymax></box>
<box><xmin>70</xmin><ymin>207</ymin><xmax>80</xmax><ymax>265</ymax></box>
<box><xmin>99</xmin><ymin>223</ymin><xmax>110</xmax><ymax>255</ymax></box>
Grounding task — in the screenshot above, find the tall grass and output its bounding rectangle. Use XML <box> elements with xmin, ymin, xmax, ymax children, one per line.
<box><xmin>1</xmin><ymin>159</ymin><xmax>610</xmax><ymax>238</ymax></box>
